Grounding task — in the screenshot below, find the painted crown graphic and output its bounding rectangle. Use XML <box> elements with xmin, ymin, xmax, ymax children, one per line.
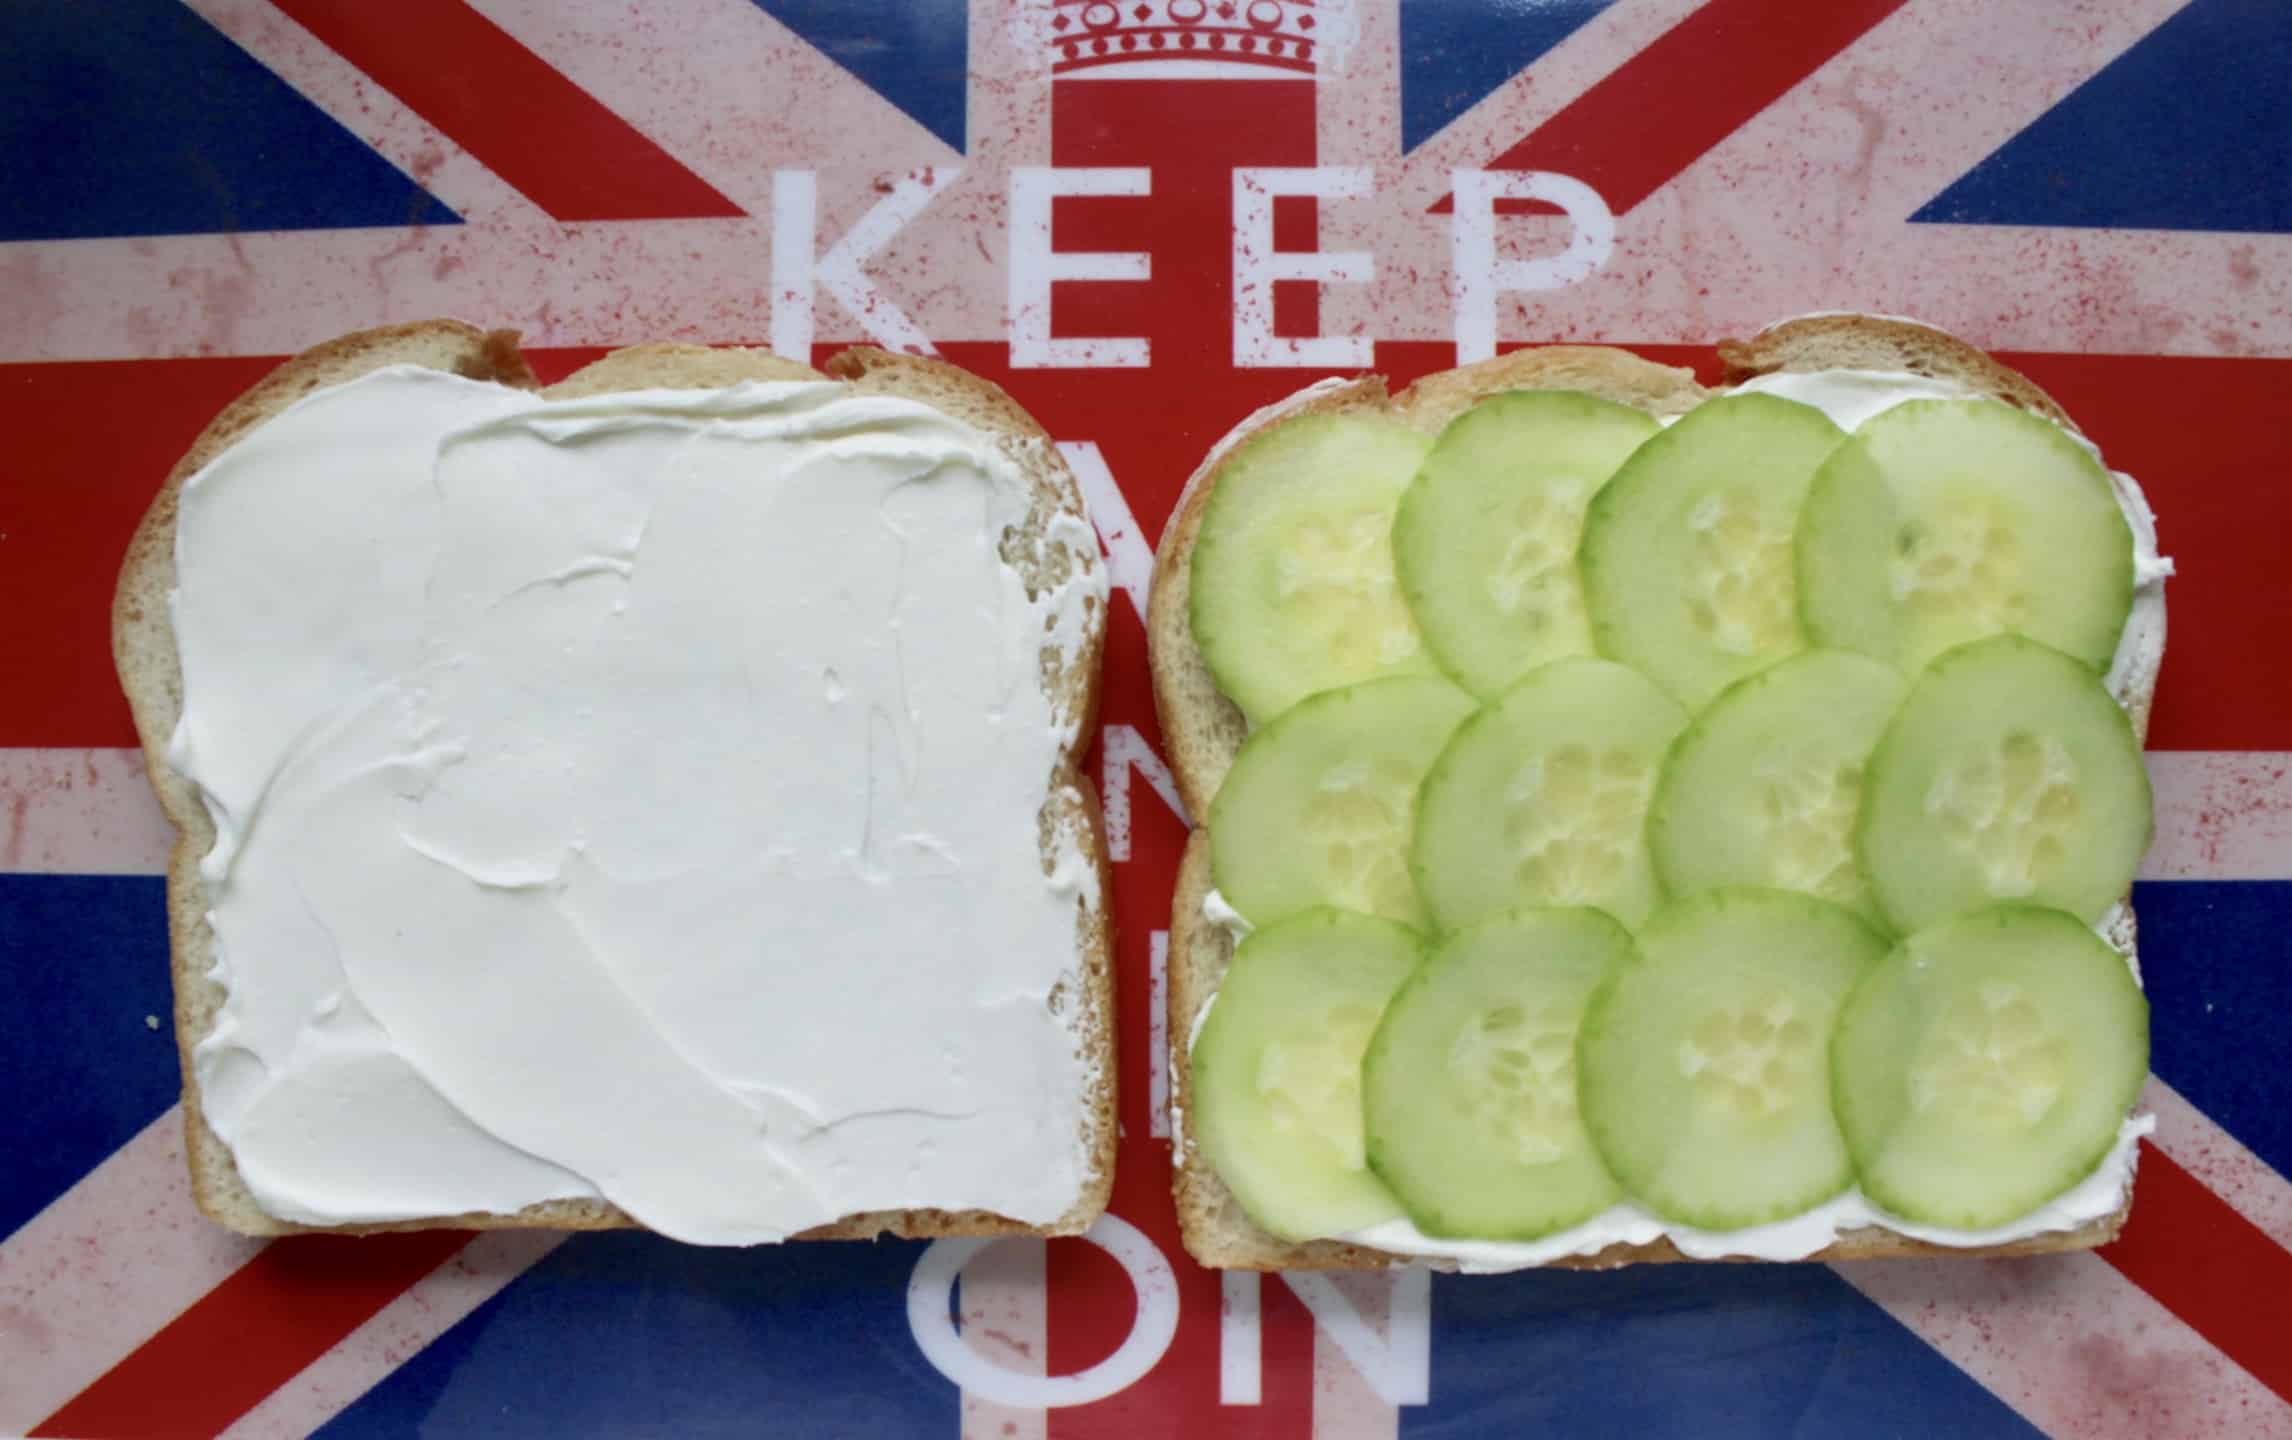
<box><xmin>1045</xmin><ymin>0</ymin><xmax>1321</xmax><ymax>75</ymax></box>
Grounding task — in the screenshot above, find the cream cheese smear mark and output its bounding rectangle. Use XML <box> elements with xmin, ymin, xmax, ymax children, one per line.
<box><xmin>170</xmin><ymin>366</ymin><xmax>1104</xmax><ymax>1244</ymax></box>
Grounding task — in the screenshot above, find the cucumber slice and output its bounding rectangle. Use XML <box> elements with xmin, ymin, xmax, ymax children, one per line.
<box><xmin>1210</xmin><ymin>676</ymin><xmax>1477</xmax><ymax>929</ymax></box>
<box><xmin>1363</xmin><ymin>908</ymin><xmax>1634</xmax><ymax>1239</ymax></box>
<box><xmin>1413</xmin><ymin>659</ymin><xmax>1688</xmax><ymax>931</ymax></box>
<box><xmin>1798</xmin><ymin>398</ymin><xmax>2135</xmax><ymax>675</ymax></box>
<box><xmin>1191</xmin><ymin>414</ymin><xmax>1439</xmax><ymax>724</ymax></box>
<box><xmin>1393</xmin><ymin>391</ymin><xmax>1659</xmax><ymax>698</ymax></box>
<box><xmin>1190</xmin><ymin>909</ymin><xmax>1421</xmax><ymax>1241</ymax></box>
<box><xmin>1833</xmin><ymin>905</ymin><xmax>2148</xmax><ymax>1229</ymax></box>
<box><xmin>1648</xmin><ymin>650</ymin><xmax>1909</xmax><ymax>927</ymax></box>
<box><xmin>1579</xmin><ymin>394</ymin><xmax>1845</xmax><ymax>708</ymax></box>
<box><xmin>1860</xmin><ymin>634</ymin><xmax>2151</xmax><ymax>931</ymax></box>
<box><xmin>1578</xmin><ymin>890</ymin><xmax>1886</xmax><ymax>1229</ymax></box>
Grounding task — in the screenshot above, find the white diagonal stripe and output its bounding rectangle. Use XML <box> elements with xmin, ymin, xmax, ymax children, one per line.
<box><xmin>1318</xmin><ymin>0</ymin><xmax>2292</xmax><ymax>356</ymax></box>
<box><xmin>217</xmin><ymin>1230</ymin><xmax>568</xmax><ymax>1440</ymax></box>
<box><xmin>177</xmin><ymin>0</ymin><xmax>546</xmax><ymax>225</ymax></box>
<box><xmin>1836</xmin><ymin>1247</ymin><xmax>2292</xmax><ymax>1439</ymax></box>
<box><xmin>469</xmin><ymin>0</ymin><xmax>951</xmax><ymax>212</ymax></box>
<box><xmin>2144</xmin><ymin>1076</ymin><xmax>2292</xmax><ymax>1253</ymax></box>
<box><xmin>473</xmin><ymin>0</ymin><xmax>1016</xmax><ymax>346</ymax></box>
<box><xmin>0</xmin><ymin>1106</ymin><xmax>265</xmax><ymax>1434</ymax></box>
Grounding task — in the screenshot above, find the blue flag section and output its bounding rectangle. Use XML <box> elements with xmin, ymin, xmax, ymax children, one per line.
<box><xmin>748</xmin><ymin>0</ymin><xmax>971</xmax><ymax>152</ymax></box>
<box><xmin>0</xmin><ymin>874</ymin><xmax>178</xmax><ymax>1242</ymax></box>
<box><xmin>0</xmin><ymin>0</ymin><xmax>459</xmax><ymax>242</ymax></box>
<box><xmin>1913</xmin><ymin>0</ymin><xmax>2292</xmax><ymax>234</ymax></box>
<box><xmin>1398</xmin><ymin>0</ymin><xmax>1618</xmax><ymax>153</ymax></box>
<box><xmin>318</xmin><ymin>1231</ymin><xmax>953</xmax><ymax>1439</ymax></box>
<box><xmin>1409</xmin><ymin>1264</ymin><xmax>2043</xmax><ymax>1437</ymax></box>
<box><xmin>2136</xmin><ymin>880</ymin><xmax>2292</xmax><ymax>1178</ymax></box>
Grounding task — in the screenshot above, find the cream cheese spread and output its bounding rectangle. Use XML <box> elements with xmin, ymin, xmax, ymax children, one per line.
<box><xmin>1339</xmin><ymin>1113</ymin><xmax>2154</xmax><ymax>1269</ymax></box>
<box><xmin>1185</xmin><ymin>362</ymin><xmax>2168</xmax><ymax>1269</ymax></box>
<box><xmin>171</xmin><ymin>365</ymin><xmax>1105</xmax><ymax>1244</ymax></box>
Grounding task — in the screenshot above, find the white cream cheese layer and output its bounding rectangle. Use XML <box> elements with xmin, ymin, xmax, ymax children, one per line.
<box><xmin>1186</xmin><ymin>365</ymin><xmax>2168</xmax><ymax>1269</ymax></box>
<box><xmin>172</xmin><ymin>365</ymin><xmax>1104</xmax><ymax>1244</ymax></box>
<box><xmin>1339</xmin><ymin>1113</ymin><xmax>2154</xmax><ymax>1269</ymax></box>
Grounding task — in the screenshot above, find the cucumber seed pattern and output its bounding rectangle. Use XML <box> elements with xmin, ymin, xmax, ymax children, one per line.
<box><xmin>1894</xmin><ymin>497</ymin><xmax>2032</xmax><ymax>636</ymax></box>
<box><xmin>1679</xmin><ymin>993</ymin><xmax>1819</xmax><ymax>1120</ymax></box>
<box><xmin>1303</xmin><ymin>756</ymin><xmax>1423</xmax><ymax>919</ymax></box>
<box><xmin>1505</xmin><ymin>744</ymin><xmax>1654</xmax><ymax>902</ymax></box>
<box><xmin>1907</xmin><ymin>981</ymin><xmax>2066</xmax><ymax>1130</ymax></box>
<box><xmin>1448</xmin><ymin>1002</ymin><xmax>1582</xmax><ymax>1165</ymax></box>
<box><xmin>1257</xmin><ymin>1004</ymin><xmax>1384</xmax><ymax>1169</ymax></box>
<box><xmin>1752</xmin><ymin>744</ymin><xmax>1866</xmax><ymax>902</ymax></box>
<box><xmin>1486</xmin><ymin>478</ymin><xmax>1591</xmax><ymax>634</ymax></box>
<box><xmin>1276</xmin><ymin>507</ymin><xmax>1419</xmax><ymax>673</ymax></box>
<box><xmin>1925</xmin><ymin>730</ymin><xmax>2080</xmax><ymax>895</ymax></box>
<box><xmin>1687</xmin><ymin>489</ymin><xmax>1796</xmax><ymax>656</ymax></box>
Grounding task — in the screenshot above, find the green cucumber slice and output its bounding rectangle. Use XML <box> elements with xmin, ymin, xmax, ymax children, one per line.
<box><xmin>1209</xmin><ymin>676</ymin><xmax>1478</xmax><ymax>929</ymax></box>
<box><xmin>1190</xmin><ymin>414</ymin><xmax>1439</xmax><ymax>724</ymax></box>
<box><xmin>1393</xmin><ymin>391</ymin><xmax>1659</xmax><ymax>698</ymax></box>
<box><xmin>1833</xmin><ymin>905</ymin><xmax>2148</xmax><ymax>1229</ymax></box>
<box><xmin>1578</xmin><ymin>889</ymin><xmax>1886</xmax><ymax>1229</ymax></box>
<box><xmin>1413</xmin><ymin>658</ymin><xmax>1688</xmax><ymax>931</ymax></box>
<box><xmin>1860</xmin><ymin>634</ymin><xmax>2152</xmax><ymax>931</ymax></box>
<box><xmin>1190</xmin><ymin>909</ymin><xmax>1421</xmax><ymax>1241</ymax></box>
<box><xmin>1579</xmin><ymin>394</ymin><xmax>1846</xmax><ymax>708</ymax></box>
<box><xmin>1648</xmin><ymin>649</ymin><xmax>1909</xmax><ymax>927</ymax></box>
<box><xmin>1797</xmin><ymin>398</ymin><xmax>2135</xmax><ymax>675</ymax></box>
<box><xmin>1363</xmin><ymin>907</ymin><xmax>1634</xmax><ymax>1239</ymax></box>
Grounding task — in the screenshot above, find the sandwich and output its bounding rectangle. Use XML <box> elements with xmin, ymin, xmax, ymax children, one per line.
<box><xmin>115</xmin><ymin>321</ymin><xmax>1114</xmax><ymax>1245</ymax></box>
<box><xmin>1151</xmin><ymin>314</ymin><xmax>2167</xmax><ymax>1270</ymax></box>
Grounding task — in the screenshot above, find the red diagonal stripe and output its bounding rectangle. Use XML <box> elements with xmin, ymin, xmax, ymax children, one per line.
<box><xmin>33</xmin><ymin>1230</ymin><xmax>472</xmax><ymax>1440</ymax></box>
<box><xmin>268</xmin><ymin>0</ymin><xmax>743</xmax><ymax>222</ymax></box>
<box><xmin>1430</xmin><ymin>0</ymin><xmax>1911</xmax><ymax>215</ymax></box>
<box><xmin>2101</xmin><ymin>1142</ymin><xmax>2292</xmax><ymax>1407</ymax></box>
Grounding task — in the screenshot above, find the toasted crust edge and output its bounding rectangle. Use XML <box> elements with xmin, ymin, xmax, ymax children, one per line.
<box><xmin>118</xmin><ymin>326</ymin><xmax>1114</xmax><ymax>1242</ymax></box>
<box><xmin>1159</xmin><ymin>324</ymin><xmax>2150</xmax><ymax>1269</ymax></box>
<box><xmin>1718</xmin><ymin>313</ymin><xmax>2077</xmax><ymax>430</ymax></box>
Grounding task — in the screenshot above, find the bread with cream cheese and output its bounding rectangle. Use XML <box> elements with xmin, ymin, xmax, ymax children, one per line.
<box><xmin>1153</xmin><ymin>316</ymin><xmax>2156</xmax><ymax>1270</ymax></box>
<box><xmin>114</xmin><ymin>321</ymin><xmax>1115</xmax><ymax>1242</ymax></box>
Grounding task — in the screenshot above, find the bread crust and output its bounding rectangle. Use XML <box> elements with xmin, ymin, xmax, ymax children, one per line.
<box><xmin>116</xmin><ymin>325</ymin><xmax>1113</xmax><ymax>1242</ymax></box>
<box><xmin>1155</xmin><ymin>319</ymin><xmax>2152</xmax><ymax>1269</ymax></box>
<box><xmin>1718</xmin><ymin>313</ymin><xmax>2077</xmax><ymax>430</ymax></box>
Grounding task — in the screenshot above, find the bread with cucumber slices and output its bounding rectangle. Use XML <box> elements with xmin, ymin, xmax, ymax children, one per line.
<box><xmin>1152</xmin><ymin>316</ymin><xmax>2160</xmax><ymax>1270</ymax></box>
<box><xmin>116</xmin><ymin>322</ymin><xmax>1115</xmax><ymax>1243</ymax></box>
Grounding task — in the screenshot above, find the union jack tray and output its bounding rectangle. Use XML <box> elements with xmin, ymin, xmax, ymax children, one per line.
<box><xmin>2</xmin><ymin>1</ymin><xmax>2288</xmax><ymax>1435</ymax></box>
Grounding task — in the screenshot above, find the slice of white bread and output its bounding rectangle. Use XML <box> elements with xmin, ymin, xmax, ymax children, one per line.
<box><xmin>1152</xmin><ymin>316</ymin><xmax>2153</xmax><ymax>1269</ymax></box>
<box><xmin>115</xmin><ymin>321</ymin><xmax>1115</xmax><ymax>1241</ymax></box>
